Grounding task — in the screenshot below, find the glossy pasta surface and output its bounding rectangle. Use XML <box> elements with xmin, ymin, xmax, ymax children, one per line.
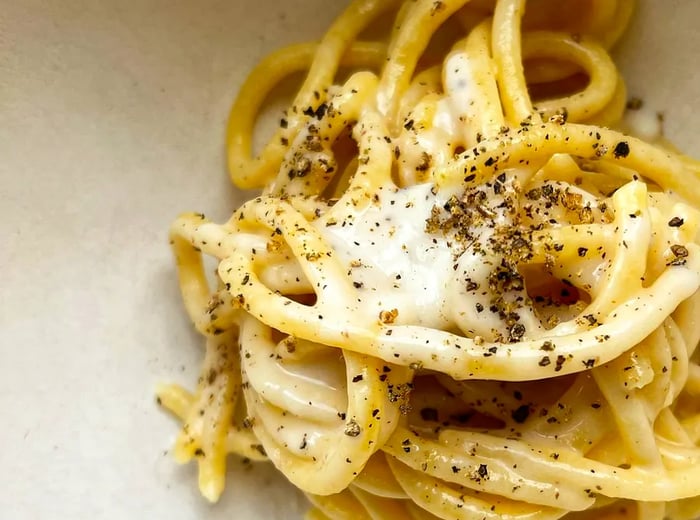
<box><xmin>158</xmin><ymin>1</ymin><xmax>700</xmax><ymax>518</ymax></box>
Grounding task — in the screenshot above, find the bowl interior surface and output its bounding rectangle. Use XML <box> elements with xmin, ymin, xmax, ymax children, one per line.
<box><xmin>1</xmin><ymin>1</ymin><xmax>699</xmax><ymax>518</ymax></box>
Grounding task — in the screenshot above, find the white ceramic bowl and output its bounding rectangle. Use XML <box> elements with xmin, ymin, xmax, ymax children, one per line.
<box><xmin>2</xmin><ymin>1</ymin><xmax>699</xmax><ymax>518</ymax></box>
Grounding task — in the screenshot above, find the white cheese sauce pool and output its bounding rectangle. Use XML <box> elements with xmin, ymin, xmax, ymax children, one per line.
<box><xmin>314</xmin><ymin>180</ymin><xmax>542</xmax><ymax>341</ymax></box>
<box><xmin>316</xmin><ymin>183</ymin><xmax>456</xmax><ymax>329</ymax></box>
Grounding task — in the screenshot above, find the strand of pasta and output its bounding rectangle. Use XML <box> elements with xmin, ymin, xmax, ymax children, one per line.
<box><xmin>522</xmin><ymin>32</ymin><xmax>617</xmax><ymax>122</ymax></box>
<box><xmin>377</xmin><ymin>0</ymin><xmax>470</xmax><ymax>124</ymax></box>
<box><xmin>387</xmin><ymin>425</ymin><xmax>700</xmax><ymax>503</ymax></box>
<box><xmin>239</xmin><ymin>313</ymin><xmax>413</xmax><ymax>495</ymax></box>
<box><xmin>351</xmin><ymin>452</ymin><xmax>407</xmax><ymax>499</ymax></box>
<box><xmin>268</xmin><ymin>71</ymin><xmax>380</xmax><ymax>197</ymax></box>
<box><xmin>435</xmin><ymin>123</ymin><xmax>700</xmax><ymax>205</ymax></box>
<box><xmin>228</xmin><ymin>0</ymin><xmax>398</xmax><ymax>188</ymax></box>
<box><xmin>461</xmin><ymin>20</ymin><xmax>505</xmax><ymax>140</ymax></box>
<box><xmin>157</xmin><ymin>331</ymin><xmax>240</xmax><ymax>501</ymax></box>
<box><xmin>492</xmin><ymin>0</ymin><xmax>536</xmax><ymax>124</ymax></box>
<box><xmin>386</xmin><ymin>455</ymin><xmax>566</xmax><ymax>519</ymax></box>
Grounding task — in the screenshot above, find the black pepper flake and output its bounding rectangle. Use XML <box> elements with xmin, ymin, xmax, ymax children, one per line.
<box><xmin>254</xmin><ymin>444</ymin><xmax>266</xmax><ymax>456</ymax></box>
<box><xmin>416</xmin><ymin>151</ymin><xmax>432</xmax><ymax>171</ymax></box>
<box><xmin>511</xmin><ymin>405</ymin><xmax>530</xmax><ymax>423</ymax></box>
<box><xmin>539</xmin><ymin>356</ymin><xmax>551</xmax><ymax>367</ymax></box>
<box><xmin>452</xmin><ymin>465</ymin><xmax>460</xmax><ymax>473</ymax></box>
<box><xmin>509</xmin><ymin>323</ymin><xmax>526</xmax><ymax>342</ymax></box>
<box><xmin>314</xmin><ymin>103</ymin><xmax>328</xmax><ymax>119</ymax></box>
<box><xmin>613</xmin><ymin>141</ymin><xmax>630</xmax><ymax>158</ymax></box>
<box><xmin>668</xmin><ymin>217</ymin><xmax>684</xmax><ymax>228</ymax></box>
<box><xmin>669</xmin><ymin>244</ymin><xmax>689</xmax><ymax>266</ymax></box>
<box><xmin>577</xmin><ymin>247</ymin><xmax>588</xmax><ymax>257</ymax></box>
<box><xmin>583</xmin><ymin>314</ymin><xmax>597</xmax><ymax>326</ymax></box>
<box><xmin>540</xmin><ymin>341</ymin><xmax>555</xmax><ymax>351</ymax></box>
<box><xmin>554</xmin><ymin>355</ymin><xmax>566</xmax><ymax>372</ymax></box>
<box><xmin>671</xmin><ymin>244</ymin><xmax>689</xmax><ymax>258</ymax></box>
<box><xmin>478</xmin><ymin>464</ymin><xmax>489</xmax><ymax>478</ymax></box>
<box><xmin>430</xmin><ymin>1</ymin><xmax>445</xmax><ymax>15</ymax></box>
<box><xmin>344</xmin><ymin>420</ymin><xmax>361</xmax><ymax>437</ymax></box>
<box><xmin>526</xmin><ymin>188</ymin><xmax>541</xmax><ymax>200</ymax></box>
<box><xmin>549</xmin><ymin>107</ymin><xmax>568</xmax><ymax>125</ymax></box>
<box><xmin>352</xmin><ymin>374</ymin><xmax>364</xmax><ymax>383</ymax></box>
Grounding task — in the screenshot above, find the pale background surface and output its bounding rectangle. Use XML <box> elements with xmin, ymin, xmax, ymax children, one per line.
<box><xmin>1</xmin><ymin>1</ymin><xmax>699</xmax><ymax>519</ymax></box>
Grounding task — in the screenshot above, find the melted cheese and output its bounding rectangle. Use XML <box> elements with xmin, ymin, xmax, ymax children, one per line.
<box><xmin>316</xmin><ymin>184</ymin><xmax>455</xmax><ymax>329</ymax></box>
<box><xmin>315</xmin><ymin>172</ymin><xmax>543</xmax><ymax>342</ymax></box>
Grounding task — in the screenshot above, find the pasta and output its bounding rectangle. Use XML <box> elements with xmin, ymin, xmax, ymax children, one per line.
<box><xmin>157</xmin><ymin>0</ymin><xmax>700</xmax><ymax>518</ymax></box>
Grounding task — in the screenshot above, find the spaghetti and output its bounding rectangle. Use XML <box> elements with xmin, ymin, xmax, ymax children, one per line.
<box><xmin>158</xmin><ymin>1</ymin><xmax>700</xmax><ymax>518</ymax></box>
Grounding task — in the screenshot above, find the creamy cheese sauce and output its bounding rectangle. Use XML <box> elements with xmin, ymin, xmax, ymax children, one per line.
<box><xmin>316</xmin><ymin>183</ymin><xmax>456</xmax><ymax>329</ymax></box>
<box><xmin>435</xmin><ymin>51</ymin><xmax>476</xmax><ymax>143</ymax></box>
<box><xmin>314</xmin><ymin>175</ymin><xmax>543</xmax><ymax>342</ymax></box>
<box><xmin>395</xmin><ymin>51</ymin><xmax>475</xmax><ymax>186</ymax></box>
